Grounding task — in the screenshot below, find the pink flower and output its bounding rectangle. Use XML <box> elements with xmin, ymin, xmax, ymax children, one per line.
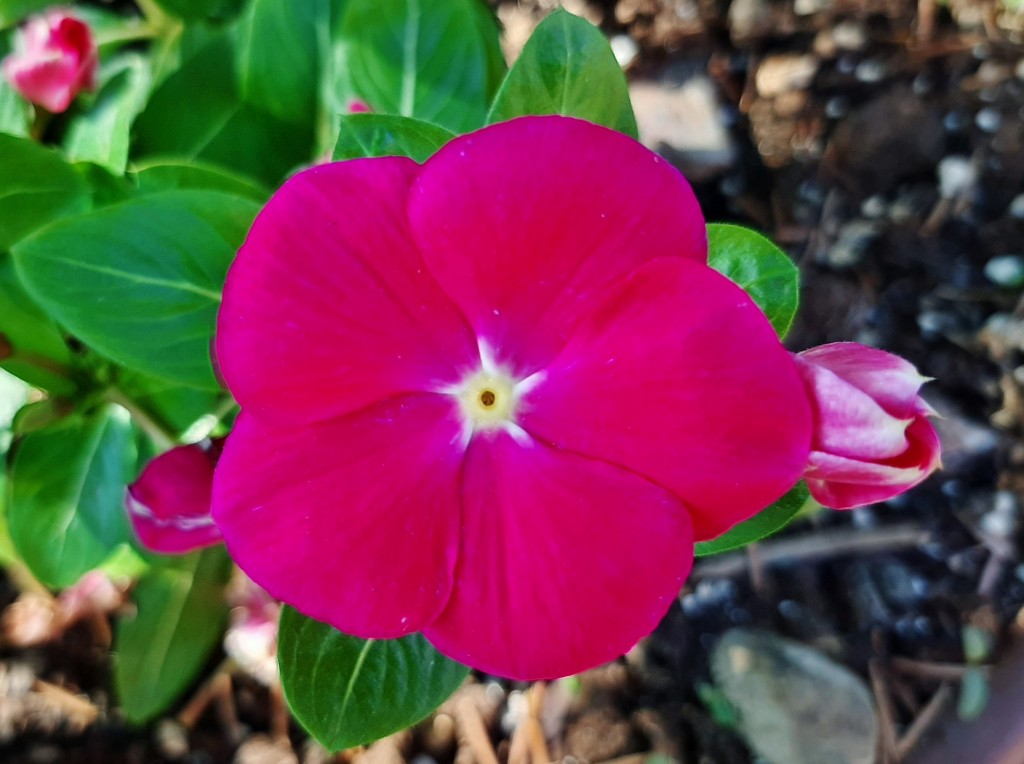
<box><xmin>2</xmin><ymin>10</ymin><xmax>97</xmax><ymax>114</ymax></box>
<box><xmin>225</xmin><ymin>572</ymin><xmax>280</xmax><ymax>686</ymax></box>
<box><xmin>347</xmin><ymin>98</ymin><xmax>372</xmax><ymax>114</ymax></box>
<box><xmin>794</xmin><ymin>342</ymin><xmax>941</xmax><ymax>510</ymax></box>
<box><xmin>212</xmin><ymin>116</ymin><xmax>812</xmax><ymax>680</ymax></box>
<box><xmin>126</xmin><ymin>441</ymin><xmax>224</xmax><ymax>554</ymax></box>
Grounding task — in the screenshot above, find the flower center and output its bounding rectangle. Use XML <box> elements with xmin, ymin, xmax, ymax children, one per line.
<box><xmin>457</xmin><ymin>370</ymin><xmax>518</xmax><ymax>431</ymax></box>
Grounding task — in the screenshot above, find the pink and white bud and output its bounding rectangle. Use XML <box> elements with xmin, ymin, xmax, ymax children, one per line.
<box><xmin>794</xmin><ymin>342</ymin><xmax>941</xmax><ymax>509</ymax></box>
<box><xmin>224</xmin><ymin>572</ymin><xmax>280</xmax><ymax>685</ymax></box>
<box><xmin>1</xmin><ymin>10</ymin><xmax>97</xmax><ymax>114</ymax></box>
<box><xmin>126</xmin><ymin>440</ymin><xmax>224</xmax><ymax>554</ymax></box>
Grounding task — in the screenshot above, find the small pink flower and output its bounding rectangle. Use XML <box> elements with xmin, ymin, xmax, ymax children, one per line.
<box><xmin>126</xmin><ymin>441</ymin><xmax>224</xmax><ymax>554</ymax></box>
<box><xmin>795</xmin><ymin>342</ymin><xmax>941</xmax><ymax>510</ymax></box>
<box><xmin>225</xmin><ymin>572</ymin><xmax>280</xmax><ymax>685</ymax></box>
<box><xmin>347</xmin><ymin>98</ymin><xmax>372</xmax><ymax>114</ymax></box>
<box><xmin>2</xmin><ymin>9</ymin><xmax>97</xmax><ymax>114</ymax></box>
<box><xmin>212</xmin><ymin>116</ymin><xmax>812</xmax><ymax>680</ymax></box>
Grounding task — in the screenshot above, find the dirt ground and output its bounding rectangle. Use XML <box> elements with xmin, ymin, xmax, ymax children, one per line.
<box><xmin>4</xmin><ymin>0</ymin><xmax>1024</xmax><ymax>762</ymax></box>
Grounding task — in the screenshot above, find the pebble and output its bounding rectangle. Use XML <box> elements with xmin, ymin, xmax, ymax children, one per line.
<box><xmin>912</xmin><ymin>73</ymin><xmax>933</xmax><ymax>95</ymax></box>
<box><xmin>1009</xmin><ymin>193</ymin><xmax>1024</xmax><ymax>219</ymax></box>
<box><xmin>938</xmin><ymin>155</ymin><xmax>976</xmax><ymax>199</ymax></box>
<box><xmin>821</xmin><ymin>220</ymin><xmax>879</xmax><ymax>269</ymax></box>
<box><xmin>1017</xmin><ymin>58</ymin><xmax>1024</xmax><ymax>80</ymax></box>
<box><xmin>755</xmin><ymin>54</ymin><xmax>818</xmax><ymax>98</ymax></box>
<box><xmin>832</xmin><ymin>21</ymin><xmax>867</xmax><ymax>51</ymax></box>
<box><xmin>855</xmin><ymin>59</ymin><xmax>887</xmax><ymax>83</ymax></box>
<box><xmin>984</xmin><ymin>255</ymin><xmax>1024</xmax><ymax>288</ymax></box>
<box><xmin>610</xmin><ymin>34</ymin><xmax>638</xmax><ymax>69</ymax></box>
<box><xmin>980</xmin><ymin>490</ymin><xmax>1018</xmax><ymax>538</ymax></box>
<box><xmin>976</xmin><ymin>107</ymin><xmax>1002</xmax><ymax>133</ymax></box>
<box><xmin>825</xmin><ymin>96</ymin><xmax>848</xmax><ymax>119</ymax></box>
<box><xmin>860</xmin><ymin>195</ymin><xmax>887</xmax><ymax>219</ymax></box>
<box><xmin>944</xmin><ymin>110</ymin><xmax>969</xmax><ymax>133</ymax></box>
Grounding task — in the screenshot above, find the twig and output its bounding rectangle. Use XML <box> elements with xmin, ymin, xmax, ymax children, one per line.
<box><xmin>693</xmin><ymin>525</ymin><xmax>930</xmax><ymax>579</ymax></box>
<box><xmin>891</xmin><ymin>657</ymin><xmax>978</xmax><ymax>681</ymax></box>
<box><xmin>32</xmin><ymin>679</ymin><xmax>99</xmax><ymax>730</ymax></box>
<box><xmin>105</xmin><ymin>386</ymin><xmax>176</xmax><ymax>451</ymax></box>
<box><xmin>896</xmin><ymin>683</ymin><xmax>954</xmax><ymax>760</ymax></box>
<box><xmin>870</xmin><ymin>659</ymin><xmax>900</xmax><ymax>764</ymax></box>
<box><xmin>526</xmin><ymin>683</ymin><xmax>550</xmax><ymax>764</ymax></box>
<box><xmin>455</xmin><ymin>693</ymin><xmax>500</xmax><ymax>764</ymax></box>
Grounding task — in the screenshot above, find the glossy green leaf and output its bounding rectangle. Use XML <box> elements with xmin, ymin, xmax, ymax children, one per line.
<box><xmin>695</xmin><ymin>482</ymin><xmax>812</xmax><ymax>557</ymax></box>
<box><xmin>115</xmin><ymin>547</ymin><xmax>233</xmax><ymax>723</ymax></box>
<box><xmin>487</xmin><ymin>9</ymin><xmax>637</xmax><ymax>138</ymax></box>
<box><xmin>132</xmin><ymin>31</ymin><xmax>314</xmax><ymax>185</ymax></box>
<box><xmin>132</xmin><ymin>161</ymin><xmax>270</xmax><ymax>201</ymax></box>
<box><xmin>0</xmin><ymin>134</ymin><xmax>91</xmax><ymax>251</ymax></box>
<box><xmin>234</xmin><ymin>0</ymin><xmax>327</xmax><ymax>125</ymax></box>
<box><xmin>63</xmin><ymin>54</ymin><xmax>152</xmax><ymax>173</ymax></box>
<box><xmin>12</xmin><ymin>190</ymin><xmax>259</xmax><ymax>389</ymax></box>
<box><xmin>707</xmin><ymin>223</ymin><xmax>800</xmax><ymax>339</ymax></box>
<box><xmin>0</xmin><ymin>0</ymin><xmax>51</xmax><ymax>29</ymax></box>
<box><xmin>117</xmin><ymin>370</ymin><xmax>225</xmax><ymax>438</ymax></box>
<box><xmin>336</xmin><ymin>0</ymin><xmax>504</xmax><ymax>133</ymax></box>
<box><xmin>0</xmin><ymin>255</ymin><xmax>76</xmax><ymax>395</ymax></box>
<box><xmin>0</xmin><ymin>30</ymin><xmax>29</xmax><ymax>136</ymax></box>
<box><xmin>279</xmin><ymin>606</ymin><xmax>469</xmax><ymax>751</ymax></box>
<box><xmin>150</xmin><ymin>0</ymin><xmax>242</xmax><ymax>21</ymax></box>
<box><xmin>333</xmin><ymin>113</ymin><xmax>454</xmax><ymax>162</ymax></box>
<box><xmin>8</xmin><ymin>406</ymin><xmax>135</xmax><ymax>587</ymax></box>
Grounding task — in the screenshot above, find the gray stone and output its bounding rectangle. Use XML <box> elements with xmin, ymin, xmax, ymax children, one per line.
<box><xmin>711</xmin><ymin>629</ymin><xmax>878</xmax><ymax>764</ymax></box>
<box><xmin>984</xmin><ymin>255</ymin><xmax>1024</xmax><ymax>288</ymax></box>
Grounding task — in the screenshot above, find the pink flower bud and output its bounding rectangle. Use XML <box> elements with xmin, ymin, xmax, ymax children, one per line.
<box><xmin>2</xmin><ymin>10</ymin><xmax>97</xmax><ymax>114</ymax></box>
<box><xmin>346</xmin><ymin>98</ymin><xmax>371</xmax><ymax>114</ymax></box>
<box><xmin>794</xmin><ymin>342</ymin><xmax>941</xmax><ymax>509</ymax></box>
<box><xmin>224</xmin><ymin>572</ymin><xmax>280</xmax><ymax>685</ymax></box>
<box><xmin>125</xmin><ymin>440</ymin><xmax>224</xmax><ymax>554</ymax></box>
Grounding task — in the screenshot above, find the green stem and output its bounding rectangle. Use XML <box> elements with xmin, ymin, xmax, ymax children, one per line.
<box><xmin>105</xmin><ymin>387</ymin><xmax>176</xmax><ymax>452</ymax></box>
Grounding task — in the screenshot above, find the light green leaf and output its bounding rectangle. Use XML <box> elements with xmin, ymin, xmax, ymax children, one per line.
<box><xmin>8</xmin><ymin>406</ymin><xmax>135</xmax><ymax>588</ymax></box>
<box><xmin>336</xmin><ymin>0</ymin><xmax>505</xmax><ymax>133</ymax></box>
<box><xmin>12</xmin><ymin>190</ymin><xmax>259</xmax><ymax>389</ymax></box>
<box><xmin>115</xmin><ymin>547</ymin><xmax>233</xmax><ymax>723</ymax></box>
<box><xmin>0</xmin><ymin>0</ymin><xmax>51</xmax><ymax>29</ymax></box>
<box><xmin>695</xmin><ymin>482</ymin><xmax>812</xmax><ymax>557</ymax></box>
<box><xmin>63</xmin><ymin>54</ymin><xmax>152</xmax><ymax>173</ymax></box>
<box><xmin>487</xmin><ymin>9</ymin><xmax>637</xmax><ymax>138</ymax></box>
<box><xmin>132</xmin><ymin>160</ymin><xmax>270</xmax><ymax>201</ymax></box>
<box><xmin>707</xmin><ymin>223</ymin><xmax>800</xmax><ymax>339</ymax></box>
<box><xmin>332</xmin><ymin>113</ymin><xmax>454</xmax><ymax>162</ymax></box>
<box><xmin>279</xmin><ymin>606</ymin><xmax>469</xmax><ymax>751</ymax></box>
<box><xmin>0</xmin><ymin>133</ymin><xmax>91</xmax><ymax>251</ymax></box>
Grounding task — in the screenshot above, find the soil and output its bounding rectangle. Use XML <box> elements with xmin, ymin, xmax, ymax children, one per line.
<box><xmin>4</xmin><ymin>0</ymin><xmax>1024</xmax><ymax>762</ymax></box>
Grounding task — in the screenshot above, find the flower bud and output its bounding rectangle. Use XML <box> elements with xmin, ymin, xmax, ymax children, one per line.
<box><xmin>794</xmin><ymin>342</ymin><xmax>941</xmax><ymax>509</ymax></box>
<box><xmin>1</xmin><ymin>10</ymin><xmax>97</xmax><ymax>114</ymax></box>
<box><xmin>126</xmin><ymin>440</ymin><xmax>224</xmax><ymax>554</ymax></box>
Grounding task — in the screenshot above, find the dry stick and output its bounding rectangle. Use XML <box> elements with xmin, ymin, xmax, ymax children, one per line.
<box><xmin>693</xmin><ymin>525</ymin><xmax>930</xmax><ymax>579</ymax></box>
<box><xmin>455</xmin><ymin>693</ymin><xmax>501</xmax><ymax>764</ymax></box>
<box><xmin>870</xmin><ymin>659</ymin><xmax>900</xmax><ymax>764</ymax></box>
<box><xmin>32</xmin><ymin>679</ymin><xmax>100</xmax><ymax>729</ymax></box>
<box><xmin>746</xmin><ymin>542</ymin><xmax>767</xmax><ymax>596</ymax></box>
<box><xmin>896</xmin><ymin>683</ymin><xmax>954</xmax><ymax>760</ymax></box>
<box><xmin>526</xmin><ymin>682</ymin><xmax>551</xmax><ymax>764</ymax></box>
<box><xmin>891</xmin><ymin>657</ymin><xmax>977</xmax><ymax>681</ymax></box>
<box><xmin>177</xmin><ymin>662</ymin><xmax>243</xmax><ymax>746</ymax></box>
<box><xmin>269</xmin><ymin>680</ymin><xmax>291</xmax><ymax>745</ymax></box>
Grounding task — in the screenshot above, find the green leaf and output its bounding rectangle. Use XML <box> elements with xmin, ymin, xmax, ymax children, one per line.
<box><xmin>957</xmin><ymin>667</ymin><xmax>989</xmax><ymax>721</ymax></box>
<box><xmin>279</xmin><ymin>606</ymin><xmax>469</xmax><ymax>751</ymax></box>
<box><xmin>12</xmin><ymin>190</ymin><xmax>259</xmax><ymax>389</ymax></box>
<box><xmin>115</xmin><ymin>547</ymin><xmax>233</xmax><ymax>723</ymax></box>
<box><xmin>0</xmin><ymin>29</ymin><xmax>30</xmax><ymax>136</ymax></box>
<box><xmin>695</xmin><ymin>482</ymin><xmax>812</xmax><ymax>557</ymax></box>
<box><xmin>336</xmin><ymin>0</ymin><xmax>505</xmax><ymax>133</ymax></box>
<box><xmin>117</xmin><ymin>370</ymin><xmax>225</xmax><ymax>438</ymax></box>
<box><xmin>487</xmin><ymin>10</ymin><xmax>637</xmax><ymax>138</ymax></box>
<box><xmin>132</xmin><ymin>30</ymin><xmax>314</xmax><ymax>186</ymax></box>
<box><xmin>0</xmin><ymin>133</ymin><xmax>91</xmax><ymax>251</ymax></box>
<box><xmin>333</xmin><ymin>113</ymin><xmax>454</xmax><ymax>162</ymax></box>
<box><xmin>8</xmin><ymin>406</ymin><xmax>135</xmax><ymax>588</ymax></box>
<box><xmin>0</xmin><ymin>0</ymin><xmax>51</xmax><ymax>29</ymax></box>
<box><xmin>132</xmin><ymin>160</ymin><xmax>270</xmax><ymax>201</ymax></box>
<box><xmin>234</xmin><ymin>0</ymin><xmax>327</xmax><ymax>125</ymax></box>
<box><xmin>150</xmin><ymin>0</ymin><xmax>242</xmax><ymax>21</ymax></box>
<box><xmin>707</xmin><ymin>223</ymin><xmax>800</xmax><ymax>339</ymax></box>
<box><xmin>0</xmin><ymin>254</ymin><xmax>76</xmax><ymax>395</ymax></box>
<box><xmin>63</xmin><ymin>54</ymin><xmax>152</xmax><ymax>174</ymax></box>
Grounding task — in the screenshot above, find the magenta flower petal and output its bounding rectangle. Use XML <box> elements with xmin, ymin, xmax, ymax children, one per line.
<box><xmin>216</xmin><ymin>157</ymin><xmax>478</xmax><ymax>426</ymax></box>
<box><xmin>407</xmin><ymin>116</ymin><xmax>707</xmax><ymax>376</ymax></box>
<box><xmin>2</xmin><ymin>11</ymin><xmax>97</xmax><ymax>114</ymax></box>
<box><xmin>798</xmin><ymin>342</ymin><xmax>931</xmax><ymax>419</ymax></box>
<box><xmin>519</xmin><ymin>257</ymin><xmax>811</xmax><ymax>541</ymax></box>
<box><xmin>805</xmin><ymin>417</ymin><xmax>941</xmax><ymax>509</ymax></box>
<box><xmin>211</xmin><ymin>394</ymin><xmax>464</xmax><ymax>638</ymax></box>
<box><xmin>422</xmin><ymin>431</ymin><xmax>693</xmax><ymax>681</ymax></box>
<box><xmin>126</xmin><ymin>442</ymin><xmax>223</xmax><ymax>554</ymax></box>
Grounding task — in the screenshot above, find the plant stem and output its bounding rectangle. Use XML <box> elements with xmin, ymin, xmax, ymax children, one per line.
<box><xmin>105</xmin><ymin>387</ymin><xmax>176</xmax><ymax>452</ymax></box>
